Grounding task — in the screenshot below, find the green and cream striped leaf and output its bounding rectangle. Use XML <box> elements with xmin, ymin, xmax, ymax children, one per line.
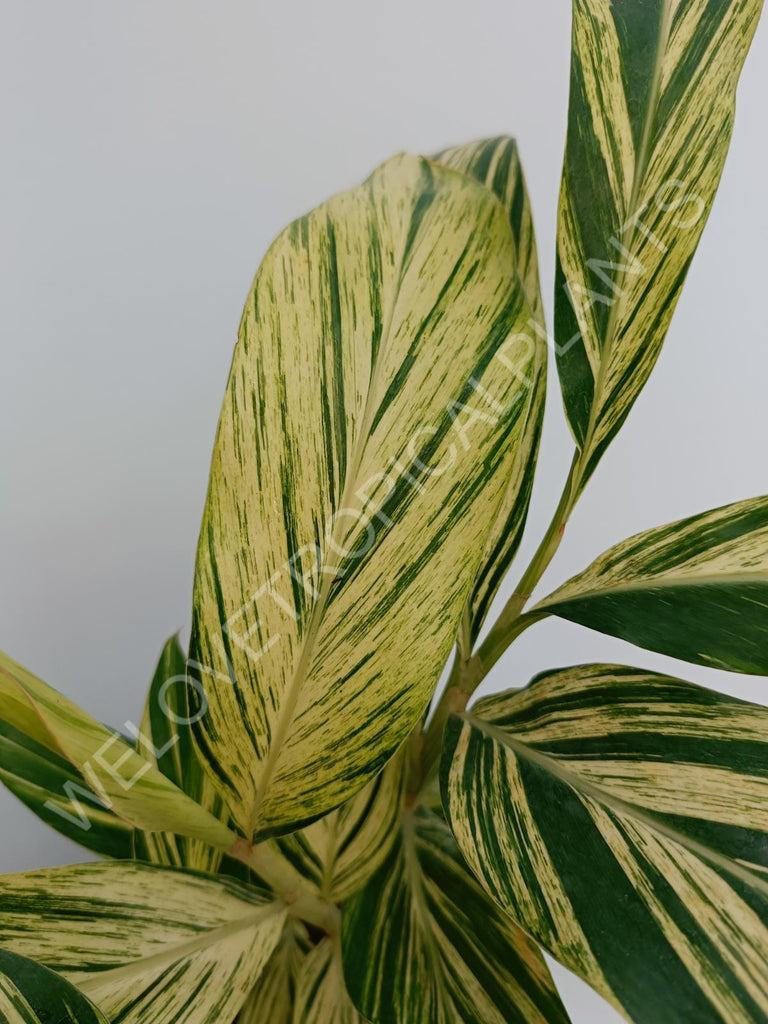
<box><xmin>442</xmin><ymin>664</ymin><xmax>768</xmax><ymax>1023</ymax></box>
<box><xmin>434</xmin><ymin>136</ymin><xmax>543</xmax><ymax>323</ymax></box>
<box><xmin>434</xmin><ymin>136</ymin><xmax>548</xmax><ymax>645</ymax></box>
<box><xmin>535</xmin><ymin>495</ymin><xmax>768</xmax><ymax>674</ymax></box>
<box><xmin>0</xmin><ymin>949</ymin><xmax>109</xmax><ymax>1024</ymax></box>
<box><xmin>341</xmin><ymin>807</ymin><xmax>572</xmax><ymax>1024</ymax></box>
<box><xmin>294</xmin><ymin>938</ymin><xmax>365</xmax><ymax>1024</ymax></box>
<box><xmin>0</xmin><ymin>861</ymin><xmax>286</xmax><ymax>1024</ymax></box>
<box><xmin>237</xmin><ymin>922</ymin><xmax>309</xmax><ymax>1024</ymax></box>
<box><xmin>190</xmin><ymin>152</ymin><xmax>538</xmax><ymax>839</ymax></box>
<box><xmin>0</xmin><ymin>717</ymin><xmax>134</xmax><ymax>859</ymax></box>
<box><xmin>273</xmin><ymin>750</ymin><xmax>404</xmax><ymax>901</ymax></box>
<box><xmin>0</xmin><ymin>649</ymin><xmax>236</xmax><ymax>851</ymax></box>
<box><xmin>133</xmin><ymin>635</ymin><xmax>229</xmax><ymax>872</ymax></box>
<box><xmin>556</xmin><ymin>0</ymin><xmax>763</xmax><ymax>487</ymax></box>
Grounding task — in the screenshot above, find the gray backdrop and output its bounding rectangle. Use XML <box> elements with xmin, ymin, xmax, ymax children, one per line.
<box><xmin>2</xmin><ymin>2</ymin><xmax>766</xmax><ymax>1020</ymax></box>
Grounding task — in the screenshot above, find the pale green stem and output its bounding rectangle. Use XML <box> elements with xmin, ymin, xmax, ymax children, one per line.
<box><xmin>228</xmin><ymin>836</ymin><xmax>338</xmax><ymax>933</ymax></box>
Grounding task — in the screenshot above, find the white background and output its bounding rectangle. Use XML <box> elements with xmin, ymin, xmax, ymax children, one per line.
<box><xmin>1</xmin><ymin>2</ymin><xmax>766</xmax><ymax>1020</ymax></box>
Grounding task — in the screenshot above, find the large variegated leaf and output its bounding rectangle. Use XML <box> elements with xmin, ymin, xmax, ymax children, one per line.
<box><xmin>556</xmin><ymin>0</ymin><xmax>763</xmax><ymax>486</ymax></box>
<box><xmin>0</xmin><ymin>649</ymin><xmax>236</xmax><ymax>850</ymax></box>
<box><xmin>190</xmin><ymin>152</ymin><xmax>537</xmax><ymax>839</ymax></box>
<box><xmin>0</xmin><ymin>861</ymin><xmax>286</xmax><ymax>1024</ymax></box>
<box><xmin>133</xmin><ymin>635</ymin><xmax>228</xmax><ymax>872</ymax></box>
<box><xmin>535</xmin><ymin>495</ymin><xmax>768</xmax><ymax>674</ymax></box>
<box><xmin>0</xmin><ymin>717</ymin><xmax>134</xmax><ymax>858</ymax></box>
<box><xmin>0</xmin><ymin>949</ymin><xmax>108</xmax><ymax>1024</ymax></box>
<box><xmin>342</xmin><ymin>808</ymin><xmax>571</xmax><ymax>1024</ymax></box>
<box><xmin>294</xmin><ymin>939</ymin><xmax>364</xmax><ymax>1024</ymax></box>
<box><xmin>273</xmin><ymin>750</ymin><xmax>404</xmax><ymax>901</ymax></box>
<box><xmin>442</xmin><ymin>664</ymin><xmax>768</xmax><ymax>1023</ymax></box>
<box><xmin>435</xmin><ymin>136</ymin><xmax>547</xmax><ymax>644</ymax></box>
<box><xmin>238</xmin><ymin>923</ymin><xmax>309</xmax><ymax>1024</ymax></box>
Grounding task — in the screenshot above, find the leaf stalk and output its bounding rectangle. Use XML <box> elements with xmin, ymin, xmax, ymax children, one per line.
<box><xmin>228</xmin><ymin>836</ymin><xmax>339</xmax><ymax>933</ymax></box>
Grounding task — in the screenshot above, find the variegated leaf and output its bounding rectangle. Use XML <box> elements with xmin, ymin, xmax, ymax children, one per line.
<box><xmin>294</xmin><ymin>938</ymin><xmax>364</xmax><ymax>1024</ymax></box>
<box><xmin>0</xmin><ymin>717</ymin><xmax>134</xmax><ymax>859</ymax></box>
<box><xmin>435</xmin><ymin>136</ymin><xmax>547</xmax><ymax>645</ymax></box>
<box><xmin>0</xmin><ymin>949</ymin><xmax>108</xmax><ymax>1024</ymax></box>
<box><xmin>0</xmin><ymin>649</ymin><xmax>236</xmax><ymax>850</ymax></box>
<box><xmin>273</xmin><ymin>750</ymin><xmax>404</xmax><ymax>901</ymax></box>
<box><xmin>190</xmin><ymin>152</ymin><xmax>537</xmax><ymax>839</ymax></box>
<box><xmin>442</xmin><ymin>664</ymin><xmax>768</xmax><ymax>1023</ymax></box>
<box><xmin>556</xmin><ymin>0</ymin><xmax>763</xmax><ymax>487</ymax></box>
<box><xmin>535</xmin><ymin>495</ymin><xmax>768</xmax><ymax>674</ymax></box>
<box><xmin>133</xmin><ymin>635</ymin><xmax>229</xmax><ymax>872</ymax></box>
<box><xmin>342</xmin><ymin>808</ymin><xmax>572</xmax><ymax>1024</ymax></box>
<box><xmin>0</xmin><ymin>861</ymin><xmax>286</xmax><ymax>1024</ymax></box>
<box><xmin>238</xmin><ymin>922</ymin><xmax>309</xmax><ymax>1024</ymax></box>
<box><xmin>435</xmin><ymin>136</ymin><xmax>543</xmax><ymax>323</ymax></box>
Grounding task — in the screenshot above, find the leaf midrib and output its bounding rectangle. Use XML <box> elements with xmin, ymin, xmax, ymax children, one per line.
<box><xmin>75</xmin><ymin>901</ymin><xmax>284</xmax><ymax>994</ymax></box>
<box><xmin>460</xmin><ymin>712</ymin><xmax>768</xmax><ymax>899</ymax></box>
<box><xmin>400</xmin><ymin>810</ymin><xmax>455</xmax><ymax>1012</ymax></box>
<box><xmin>537</xmin><ymin>570</ymin><xmax>768</xmax><ymax>609</ymax></box>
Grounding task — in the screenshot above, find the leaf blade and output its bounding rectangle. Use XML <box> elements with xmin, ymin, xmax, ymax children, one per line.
<box><xmin>434</xmin><ymin>136</ymin><xmax>543</xmax><ymax>321</ymax></box>
<box><xmin>342</xmin><ymin>808</ymin><xmax>572</xmax><ymax>1024</ymax></box>
<box><xmin>442</xmin><ymin>664</ymin><xmax>768</xmax><ymax>1023</ymax></box>
<box><xmin>535</xmin><ymin>495</ymin><xmax>768</xmax><ymax>673</ymax></box>
<box><xmin>434</xmin><ymin>136</ymin><xmax>548</xmax><ymax>644</ymax></box>
<box><xmin>0</xmin><ymin>649</ymin><xmax>236</xmax><ymax>851</ymax></box>
<box><xmin>0</xmin><ymin>949</ymin><xmax>109</xmax><ymax>1024</ymax></box>
<box><xmin>0</xmin><ymin>861</ymin><xmax>287</xmax><ymax>1024</ymax></box>
<box><xmin>0</xmin><ymin>717</ymin><xmax>134</xmax><ymax>858</ymax></box>
<box><xmin>556</xmin><ymin>0</ymin><xmax>763</xmax><ymax>485</ymax></box>
<box><xmin>190</xmin><ymin>152</ymin><xmax>538</xmax><ymax>838</ymax></box>
<box><xmin>273</xmin><ymin>751</ymin><xmax>405</xmax><ymax>901</ymax></box>
<box><xmin>237</xmin><ymin>923</ymin><xmax>308</xmax><ymax>1024</ymax></box>
<box><xmin>294</xmin><ymin>938</ymin><xmax>364</xmax><ymax>1024</ymax></box>
<box><xmin>133</xmin><ymin>635</ymin><xmax>230</xmax><ymax>872</ymax></box>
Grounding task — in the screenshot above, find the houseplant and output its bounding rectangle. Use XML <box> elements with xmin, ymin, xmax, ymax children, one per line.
<box><xmin>0</xmin><ymin>1</ymin><xmax>766</xmax><ymax>1021</ymax></box>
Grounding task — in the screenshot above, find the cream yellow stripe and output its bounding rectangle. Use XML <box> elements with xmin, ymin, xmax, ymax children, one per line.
<box><xmin>592</xmin><ymin>806</ymin><xmax>768</xmax><ymax>1021</ymax></box>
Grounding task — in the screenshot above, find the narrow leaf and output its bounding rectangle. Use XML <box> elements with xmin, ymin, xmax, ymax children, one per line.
<box><xmin>535</xmin><ymin>495</ymin><xmax>768</xmax><ymax>673</ymax></box>
<box><xmin>435</xmin><ymin>136</ymin><xmax>548</xmax><ymax>644</ymax></box>
<box><xmin>443</xmin><ymin>664</ymin><xmax>768</xmax><ymax>1023</ymax></box>
<box><xmin>556</xmin><ymin>0</ymin><xmax>763</xmax><ymax>486</ymax></box>
<box><xmin>294</xmin><ymin>938</ymin><xmax>364</xmax><ymax>1024</ymax></box>
<box><xmin>0</xmin><ymin>861</ymin><xmax>286</xmax><ymax>1024</ymax></box>
<box><xmin>0</xmin><ymin>649</ymin><xmax>236</xmax><ymax>849</ymax></box>
<box><xmin>0</xmin><ymin>717</ymin><xmax>134</xmax><ymax>858</ymax></box>
<box><xmin>133</xmin><ymin>635</ymin><xmax>229</xmax><ymax>872</ymax></box>
<box><xmin>190</xmin><ymin>152</ymin><xmax>538</xmax><ymax>839</ymax></box>
<box><xmin>342</xmin><ymin>808</ymin><xmax>572</xmax><ymax>1024</ymax></box>
<box><xmin>237</xmin><ymin>922</ymin><xmax>309</xmax><ymax>1024</ymax></box>
<box><xmin>0</xmin><ymin>949</ymin><xmax>108</xmax><ymax>1024</ymax></box>
<box><xmin>435</xmin><ymin>136</ymin><xmax>543</xmax><ymax>322</ymax></box>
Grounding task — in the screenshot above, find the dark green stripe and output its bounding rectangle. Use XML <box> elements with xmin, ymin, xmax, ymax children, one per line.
<box><xmin>516</xmin><ymin>752</ymin><xmax>720</xmax><ymax>1024</ymax></box>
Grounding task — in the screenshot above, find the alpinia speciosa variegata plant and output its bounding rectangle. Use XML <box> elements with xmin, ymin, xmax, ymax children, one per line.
<box><xmin>1</xmin><ymin>2</ymin><xmax>766</xmax><ymax>1022</ymax></box>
